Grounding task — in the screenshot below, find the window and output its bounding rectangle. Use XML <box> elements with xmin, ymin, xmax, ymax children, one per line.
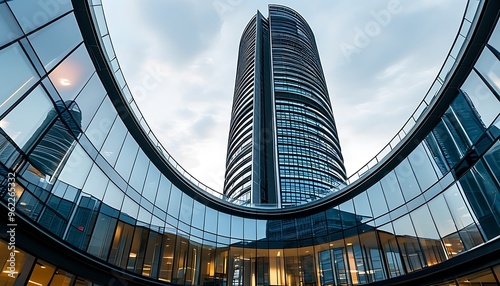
<box><xmin>49</xmin><ymin>45</ymin><xmax>95</xmax><ymax>102</ymax></box>
<box><xmin>7</xmin><ymin>1</ymin><xmax>72</xmax><ymax>33</ymax></box>
<box><xmin>28</xmin><ymin>13</ymin><xmax>82</xmax><ymax>71</ymax></box>
<box><xmin>0</xmin><ymin>86</ymin><xmax>52</xmax><ymax>150</ymax></box>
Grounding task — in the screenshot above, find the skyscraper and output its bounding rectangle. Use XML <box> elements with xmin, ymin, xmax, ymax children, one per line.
<box><xmin>223</xmin><ymin>5</ymin><xmax>346</xmax><ymax>207</ymax></box>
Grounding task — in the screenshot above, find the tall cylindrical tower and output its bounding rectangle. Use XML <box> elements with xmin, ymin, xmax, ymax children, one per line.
<box><xmin>224</xmin><ymin>5</ymin><xmax>346</xmax><ymax>207</ymax></box>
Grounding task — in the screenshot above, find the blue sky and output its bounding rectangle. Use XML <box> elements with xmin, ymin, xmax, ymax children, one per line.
<box><xmin>102</xmin><ymin>0</ymin><xmax>467</xmax><ymax>190</ymax></box>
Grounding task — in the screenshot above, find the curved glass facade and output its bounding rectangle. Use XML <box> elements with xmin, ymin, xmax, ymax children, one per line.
<box><xmin>0</xmin><ymin>1</ymin><xmax>499</xmax><ymax>286</ymax></box>
<box><xmin>223</xmin><ymin>5</ymin><xmax>346</xmax><ymax>207</ymax></box>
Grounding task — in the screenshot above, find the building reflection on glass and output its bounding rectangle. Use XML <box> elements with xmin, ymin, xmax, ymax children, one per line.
<box><xmin>24</xmin><ymin>100</ymin><xmax>82</xmax><ymax>183</ymax></box>
<box><xmin>0</xmin><ymin>100</ymin><xmax>82</xmax><ymax>184</ymax></box>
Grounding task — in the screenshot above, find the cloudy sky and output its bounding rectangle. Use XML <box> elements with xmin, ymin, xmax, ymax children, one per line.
<box><xmin>102</xmin><ymin>0</ymin><xmax>467</xmax><ymax>191</ymax></box>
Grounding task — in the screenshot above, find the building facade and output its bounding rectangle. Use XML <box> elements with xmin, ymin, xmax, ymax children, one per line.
<box><xmin>224</xmin><ymin>5</ymin><xmax>346</xmax><ymax>207</ymax></box>
<box><xmin>0</xmin><ymin>1</ymin><xmax>499</xmax><ymax>286</ymax></box>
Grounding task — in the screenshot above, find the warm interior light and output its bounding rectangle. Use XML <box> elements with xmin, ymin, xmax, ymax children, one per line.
<box><xmin>277</xmin><ymin>251</ymin><xmax>280</xmax><ymax>257</ymax></box>
<box><xmin>346</xmin><ymin>242</ymin><xmax>353</xmax><ymax>246</ymax></box>
<box><xmin>445</xmin><ymin>243</ymin><xmax>452</xmax><ymax>247</ymax></box>
<box><xmin>28</xmin><ymin>280</ymin><xmax>43</xmax><ymax>286</ymax></box>
<box><xmin>129</xmin><ymin>253</ymin><xmax>137</xmax><ymax>258</ymax></box>
<box><xmin>40</xmin><ymin>266</ymin><xmax>46</xmax><ymax>269</ymax></box>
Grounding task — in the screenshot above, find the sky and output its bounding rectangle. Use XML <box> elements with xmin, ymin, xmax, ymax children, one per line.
<box><xmin>102</xmin><ymin>0</ymin><xmax>468</xmax><ymax>191</ymax></box>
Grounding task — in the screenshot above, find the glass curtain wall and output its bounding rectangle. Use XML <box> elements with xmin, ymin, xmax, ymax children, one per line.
<box><xmin>0</xmin><ymin>1</ymin><xmax>498</xmax><ymax>285</ymax></box>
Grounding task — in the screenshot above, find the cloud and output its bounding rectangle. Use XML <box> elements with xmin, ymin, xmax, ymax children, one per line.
<box><xmin>102</xmin><ymin>0</ymin><xmax>469</xmax><ymax>187</ymax></box>
<box><xmin>136</xmin><ymin>0</ymin><xmax>224</xmax><ymax>66</ymax></box>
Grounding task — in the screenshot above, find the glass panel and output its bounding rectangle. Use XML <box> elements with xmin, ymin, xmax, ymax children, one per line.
<box><xmin>428</xmin><ymin>195</ymin><xmax>458</xmax><ymax>238</ymax></box>
<box><xmin>26</xmin><ymin>100</ymin><xmax>82</xmax><ymax>182</ymax></box>
<box><xmin>489</xmin><ymin>19</ymin><xmax>500</xmax><ymax>51</ymax></box>
<box><xmin>353</xmin><ymin>192</ymin><xmax>373</xmax><ymax>222</ymax></box>
<box><xmin>408</xmin><ymin>144</ymin><xmax>438</xmax><ymax>191</ymax></box>
<box><xmin>87</xmin><ymin>212</ymin><xmax>117</xmax><ymax>260</ymax></box>
<box><xmin>58</xmin><ymin>143</ymin><xmax>93</xmax><ymax>189</ymax></box>
<box><xmin>73</xmin><ymin>73</ymin><xmax>106</xmax><ymax>130</ymax></box>
<box><xmin>339</xmin><ymin>200</ymin><xmax>356</xmax><ymax>229</ymax></box>
<box><xmin>100</xmin><ymin>118</ymin><xmax>127</xmax><ymax>166</ymax></box>
<box><xmin>128</xmin><ymin>150</ymin><xmax>149</xmax><ymax>192</ymax></box>
<box><xmin>159</xmin><ymin>233</ymin><xmax>176</xmax><ymax>281</ymax></box>
<box><xmin>395</xmin><ymin>158</ymin><xmax>421</xmax><ymax>201</ymax></box>
<box><xmin>459</xmin><ymin>161</ymin><xmax>500</xmax><ymax>240</ymax></box>
<box><xmin>475</xmin><ymin>47</ymin><xmax>500</xmax><ymax>96</ymax></box>
<box><xmin>142</xmin><ymin>231</ymin><xmax>163</xmax><ymax>278</ymax></box>
<box><xmin>0</xmin><ymin>240</ymin><xmax>30</xmax><ymax>285</ymax></box>
<box><xmin>142</xmin><ymin>161</ymin><xmax>160</xmax><ymax>203</ymax></box>
<box><xmin>392</xmin><ymin>215</ymin><xmax>424</xmax><ymax>272</ymax></box>
<box><xmin>457</xmin><ymin>268</ymin><xmax>498</xmax><ymax>285</ymax></box>
<box><xmin>494</xmin><ymin>265</ymin><xmax>500</xmax><ymax>283</ymax></box>
<box><xmin>155</xmin><ymin>175</ymin><xmax>172</xmax><ymax>210</ymax></box>
<box><xmin>366</xmin><ymin>182</ymin><xmax>388</xmax><ymax>217</ymax></box>
<box><xmin>167</xmin><ymin>185</ymin><xmax>181</xmax><ymax>219</ymax></box>
<box><xmin>0</xmin><ymin>86</ymin><xmax>52</xmax><ymax>149</ymax></box>
<box><xmin>410</xmin><ymin>205</ymin><xmax>446</xmax><ymax>266</ymax></box>
<box><xmin>0</xmin><ymin>3</ymin><xmax>23</xmax><ymax>46</ymax></box>
<box><xmin>204</xmin><ymin>207</ymin><xmax>218</xmax><ymax>234</ymax></box>
<box><xmin>380</xmin><ymin>171</ymin><xmax>404</xmax><ymax>210</ymax></box>
<box><xmin>377</xmin><ymin>224</ymin><xmax>404</xmax><ymax>278</ymax></box>
<box><xmin>108</xmin><ymin>221</ymin><xmax>135</xmax><ymax>268</ymax></box>
<box><xmin>49</xmin><ymin>45</ymin><xmax>95</xmax><ymax>102</ymax></box>
<box><xmin>424</xmin><ymin>132</ymin><xmax>450</xmax><ymax>176</ymax></box>
<box><xmin>217</xmin><ymin>212</ymin><xmax>231</xmax><ymax>237</ymax></box>
<box><xmin>443</xmin><ymin>184</ymin><xmax>475</xmax><ymax>230</ymax></box>
<box><xmin>121</xmin><ymin>195</ymin><xmax>139</xmax><ymax>222</ymax></box>
<box><xmin>410</xmin><ymin>206</ymin><xmax>440</xmax><ymax>240</ymax></box>
<box><xmin>49</xmin><ymin>268</ymin><xmax>74</xmax><ymax>285</ymax></box>
<box><xmin>460</xmin><ymin>70</ymin><xmax>500</xmax><ymax>127</ymax></box>
<box><xmin>85</xmin><ymin>97</ymin><xmax>116</xmax><ymax>150</ymax></box>
<box><xmin>179</xmin><ymin>194</ymin><xmax>193</xmax><ymax>225</ymax></box>
<box><xmin>188</xmin><ymin>200</ymin><xmax>204</xmax><ymax>230</ymax></box>
<box><xmin>127</xmin><ymin>226</ymin><xmax>148</xmax><ymax>273</ymax></box>
<box><xmin>65</xmin><ymin>196</ymin><xmax>100</xmax><ymax>250</ymax></box>
<box><xmin>244</xmin><ymin>218</ymin><xmax>257</xmax><ymax>241</ymax></box>
<box><xmin>7</xmin><ymin>0</ymin><xmax>72</xmax><ymax>32</ymax></box>
<box><xmin>483</xmin><ymin>141</ymin><xmax>500</xmax><ymax>186</ymax></box>
<box><xmin>103</xmin><ymin>181</ymin><xmax>124</xmax><ymax>210</ymax></box>
<box><xmin>359</xmin><ymin>231</ymin><xmax>386</xmax><ymax>282</ymax></box>
<box><xmin>115</xmin><ymin>133</ymin><xmax>139</xmax><ymax>180</ymax></box>
<box><xmin>29</xmin><ymin>13</ymin><xmax>82</xmax><ymax>71</ymax></box>
<box><xmin>81</xmin><ymin>164</ymin><xmax>108</xmax><ymax>200</ymax></box>
<box><xmin>27</xmin><ymin>259</ymin><xmax>55</xmax><ymax>285</ymax></box>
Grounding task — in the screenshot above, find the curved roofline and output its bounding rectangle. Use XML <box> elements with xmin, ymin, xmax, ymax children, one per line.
<box><xmin>75</xmin><ymin>0</ymin><xmax>495</xmax><ymax>219</ymax></box>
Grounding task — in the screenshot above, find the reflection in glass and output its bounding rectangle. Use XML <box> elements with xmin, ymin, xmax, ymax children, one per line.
<box><xmin>381</xmin><ymin>171</ymin><xmax>404</xmax><ymax>209</ymax></box>
<box><xmin>114</xmin><ymin>132</ymin><xmax>139</xmax><ymax>180</ymax></box>
<box><xmin>25</xmin><ymin>100</ymin><xmax>82</xmax><ymax>183</ymax></box>
<box><xmin>0</xmin><ymin>3</ymin><xmax>23</xmax><ymax>46</ymax></box>
<box><xmin>100</xmin><ymin>118</ymin><xmax>127</xmax><ymax>166</ymax></box>
<box><xmin>461</xmin><ymin>70</ymin><xmax>500</xmax><ymax>127</ymax></box>
<box><xmin>7</xmin><ymin>0</ymin><xmax>72</xmax><ymax>33</ymax></box>
<box><xmin>0</xmin><ymin>43</ymin><xmax>39</xmax><ymax>116</ymax></box>
<box><xmin>475</xmin><ymin>47</ymin><xmax>500</xmax><ymax>96</ymax></box>
<box><xmin>49</xmin><ymin>45</ymin><xmax>95</xmax><ymax>102</ymax></box>
<box><xmin>459</xmin><ymin>160</ymin><xmax>500</xmax><ymax>240</ymax></box>
<box><xmin>28</xmin><ymin>13</ymin><xmax>82</xmax><ymax>71</ymax></box>
<box><xmin>27</xmin><ymin>259</ymin><xmax>55</xmax><ymax>286</ymax></box>
<box><xmin>0</xmin><ymin>86</ymin><xmax>52</xmax><ymax>149</ymax></box>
